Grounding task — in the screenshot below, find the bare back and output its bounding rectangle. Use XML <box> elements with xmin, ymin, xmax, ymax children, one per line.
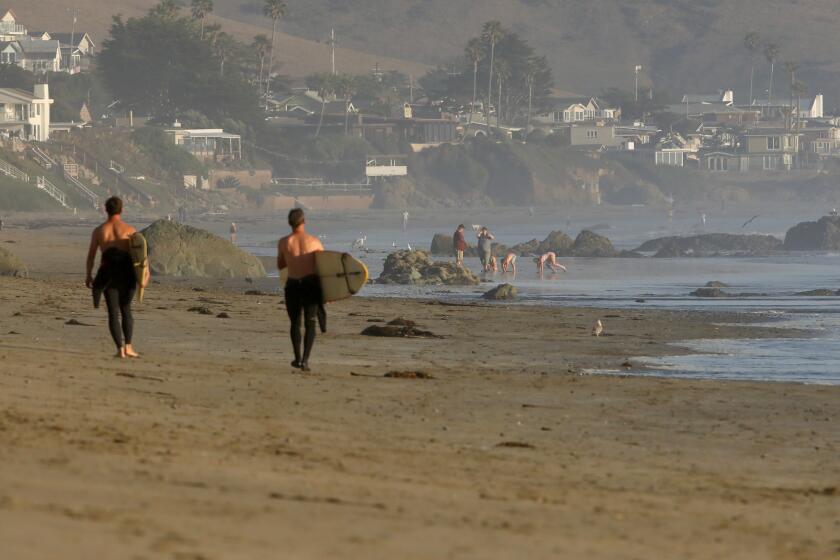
<box><xmin>95</xmin><ymin>219</ymin><xmax>137</xmax><ymax>253</ymax></box>
<box><xmin>278</xmin><ymin>231</ymin><xmax>324</xmax><ymax>279</ymax></box>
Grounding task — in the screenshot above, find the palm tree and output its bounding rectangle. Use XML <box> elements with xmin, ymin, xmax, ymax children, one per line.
<box><xmin>465</xmin><ymin>37</ymin><xmax>483</xmax><ymax>128</ymax></box>
<box><xmin>744</xmin><ymin>32</ymin><xmax>760</xmax><ymax>107</ymax></box>
<box><xmin>764</xmin><ymin>43</ymin><xmax>780</xmax><ymax>106</ymax></box>
<box><xmin>335</xmin><ymin>74</ymin><xmax>357</xmax><ymax>135</ymax></box>
<box><xmin>151</xmin><ymin>0</ymin><xmax>179</xmax><ymax>19</ymax></box>
<box><xmin>263</xmin><ymin>0</ymin><xmax>287</xmax><ymax>106</ymax></box>
<box><xmin>191</xmin><ymin>0</ymin><xmax>213</xmax><ymax>39</ymax></box>
<box><xmin>494</xmin><ymin>59</ymin><xmax>509</xmax><ymax>129</ymax></box>
<box><xmin>307</xmin><ymin>73</ymin><xmax>334</xmax><ymax>137</ymax></box>
<box><xmin>791</xmin><ymin>80</ymin><xmax>807</xmax><ymax>134</ymax></box>
<box><xmin>482</xmin><ymin>20</ymin><xmax>504</xmax><ymax>131</ymax></box>
<box><xmin>213</xmin><ymin>32</ymin><xmax>235</xmax><ymax>77</ymax></box>
<box><xmin>252</xmin><ymin>34</ymin><xmax>271</xmax><ymax>94</ymax></box>
<box><xmin>524</xmin><ymin>58</ymin><xmax>538</xmax><ymax>135</ymax></box>
<box><xmin>784</xmin><ymin>61</ymin><xmax>799</xmax><ymax>130</ymax></box>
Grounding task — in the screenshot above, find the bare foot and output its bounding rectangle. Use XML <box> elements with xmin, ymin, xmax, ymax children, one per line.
<box><xmin>125</xmin><ymin>345</ymin><xmax>140</xmax><ymax>358</ymax></box>
<box><xmin>115</xmin><ymin>348</ymin><xmax>127</xmax><ymax>359</ymax></box>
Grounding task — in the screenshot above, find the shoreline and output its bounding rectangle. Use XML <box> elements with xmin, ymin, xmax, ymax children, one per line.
<box><xmin>1</xmin><ymin>221</ymin><xmax>838</xmax><ymax>559</ymax></box>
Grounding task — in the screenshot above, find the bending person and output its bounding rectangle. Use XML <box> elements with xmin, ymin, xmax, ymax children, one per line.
<box><xmin>86</xmin><ymin>196</ymin><xmax>148</xmax><ymax>358</ymax></box>
<box><xmin>501</xmin><ymin>252</ymin><xmax>517</xmax><ymax>274</ymax></box>
<box><xmin>535</xmin><ymin>252</ymin><xmax>567</xmax><ymax>274</ymax></box>
<box><xmin>278</xmin><ymin>208</ymin><xmax>324</xmax><ymax>372</ymax></box>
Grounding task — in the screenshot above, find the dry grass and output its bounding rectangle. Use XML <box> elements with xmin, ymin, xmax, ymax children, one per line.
<box><xmin>5</xmin><ymin>0</ymin><xmax>429</xmax><ymax>77</ymax></box>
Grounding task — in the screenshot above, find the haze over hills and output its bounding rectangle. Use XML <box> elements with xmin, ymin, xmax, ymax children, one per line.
<box><xmin>3</xmin><ymin>0</ymin><xmax>429</xmax><ymax>77</ymax></box>
<box><xmin>212</xmin><ymin>0</ymin><xmax>840</xmax><ymax>108</ymax></box>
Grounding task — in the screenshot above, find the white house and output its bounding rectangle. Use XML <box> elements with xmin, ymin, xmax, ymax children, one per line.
<box><xmin>16</xmin><ymin>39</ymin><xmax>62</xmax><ymax>73</ymax></box>
<box><xmin>0</xmin><ymin>83</ymin><xmax>53</xmax><ymax>142</ymax></box>
<box><xmin>0</xmin><ymin>9</ymin><xmax>26</xmax><ymax>41</ymax></box>
<box><xmin>535</xmin><ymin>97</ymin><xmax>620</xmax><ymax>125</ymax></box>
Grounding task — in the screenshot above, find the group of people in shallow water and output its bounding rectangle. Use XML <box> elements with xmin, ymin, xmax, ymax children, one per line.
<box><xmin>452</xmin><ymin>224</ymin><xmax>568</xmax><ymax>275</ymax></box>
<box><xmin>86</xmin><ymin>198</ymin><xmax>326</xmax><ymax>372</ymax></box>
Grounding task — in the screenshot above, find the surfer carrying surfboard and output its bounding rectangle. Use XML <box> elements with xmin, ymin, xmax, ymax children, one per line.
<box><xmin>277</xmin><ymin>208</ymin><xmax>324</xmax><ymax>372</ymax></box>
<box><xmin>86</xmin><ymin>196</ymin><xmax>149</xmax><ymax>359</ymax></box>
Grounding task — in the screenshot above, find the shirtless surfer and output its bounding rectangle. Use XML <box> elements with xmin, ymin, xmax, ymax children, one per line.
<box><xmin>85</xmin><ymin>196</ymin><xmax>149</xmax><ymax>358</ymax></box>
<box><xmin>535</xmin><ymin>252</ymin><xmax>567</xmax><ymax>274</ymax></box>
<box><xmin>277</xmin><ymin>208</ymin><xmax>324</xmax><ymax>372</ymax></box>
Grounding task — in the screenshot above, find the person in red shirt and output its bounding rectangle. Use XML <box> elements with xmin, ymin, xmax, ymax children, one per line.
<box><xmin>453</xmin><ymin>224</ymin><xmax>467</xmax><ymax>266</ymax></box>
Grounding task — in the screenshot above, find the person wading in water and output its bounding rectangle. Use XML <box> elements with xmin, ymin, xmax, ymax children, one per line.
<box><xmin>86</xmin><ymin>196</ymin><xmax>148</xmax><ymax>358</ymax></box>
<box><xmin>277</xmin><ymin>208</ymin><xmax>324</xmax><ymax>372</ymax></box>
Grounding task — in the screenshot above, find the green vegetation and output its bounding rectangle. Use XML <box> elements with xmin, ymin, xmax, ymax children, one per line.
<box><xmin>99</xmin><ymin>1</ymin><xmax>262</xmax><ymax>131</ymax></box>
<box><xmin>131</xmin><ymin>127</ymin><xmax>206</xmax><ymax>179</ymax></box>
<box><xmin>419</xmin><ymin>21</ymin><xmax>553</xmax><ymax>125</ymax></box>
<box><xmin>0</xmin><ymin>175</ymin><xmax>65</xmax><ymax>211</ymax></box>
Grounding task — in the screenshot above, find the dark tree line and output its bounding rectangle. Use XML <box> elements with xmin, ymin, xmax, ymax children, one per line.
<box><xmin>419</xmin><ymin>21</ymin><xmax>553</xmax><ymax>126</ymax></box>
<box><xmin>98</xmin><ymin>1</ymin><xmax>263</xmax><ymax>133</ymax></box>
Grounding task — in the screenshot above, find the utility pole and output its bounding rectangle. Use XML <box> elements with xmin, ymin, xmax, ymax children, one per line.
<box><xmin>68</xmin><ymin>6</ymin><xmax>78</xmax><ymax>72</ymax></box>
<box><xmin>327</xmin><ymin>28</ymin><xmax>337</xmax><ymax>75</ymax></box>
<box><xmin>634</xmin><ymin>65</ymin><xmax>642</xmax><ymax>102</ymax></box>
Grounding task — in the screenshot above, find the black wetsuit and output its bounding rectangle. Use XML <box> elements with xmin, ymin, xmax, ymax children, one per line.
<box><xmin>92</xmin><ymin>247</ymin><xmax>136</xmax><ymax>350</ymax></box>
<box><xmin>284</xmin><ymin>274</ymin><xmax>322</xmax><ymax>368</ymax></box>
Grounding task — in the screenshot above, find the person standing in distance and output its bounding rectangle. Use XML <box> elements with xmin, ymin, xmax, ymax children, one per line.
<box><xmin>453</xmin><ymin>224</ymin><xmax>466</xmax><ymax>266</ymax></box>
<box><xmin>277</xmin><ymin>209</ymin><xmax>324</xmax><ymax>371</ymax></box>
<box><xmin>85</xmin><ymin>196</ymin><xmax>148</xmax><ymax>358</ymax></box>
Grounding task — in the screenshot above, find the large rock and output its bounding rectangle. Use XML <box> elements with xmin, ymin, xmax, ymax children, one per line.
<box><xmin>141</xmin><ymin>220</ymin><xmax>266</xmax><ymax>278</ymax></box>
<box><xmin>377</xmin><ymin>250</ymin><xmax>479</xmax><ymax>286</ymax></box>
<box><xmin>429</xmin><ymin>232</ymin><xmax>479</xmax><ymax>257</ymax></box>
<box><xmin>784</xmin><ymin>216</ymin><xmax>840</xmax><ymax>250</ymax></box>
<box><xmin>570</xmin><ymin>230</ymin><xmax>618</xmax><ymax>257</ymax></box>
<box><xmin>483</xmin><ymin>283</ymin><xmax>518</xmax><ymax>300</ymax></box>
<box><xmin>0</xmin><ymin>246</ymin><xmax>27</xmax><ymax>278</ymax></box>
<box><xmin>510</xmin><ymin>230</ymin><xmax>574</xmax><ymax>256</ymax></box>
<box><xmin>635</xmin><ymin>234</ymin><xmax>783</xmax><ymax>257</ymax></box>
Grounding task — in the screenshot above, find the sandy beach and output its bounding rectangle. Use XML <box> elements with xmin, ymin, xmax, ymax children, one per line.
<box><xmin>0</xmin><ymin>221</ymin><xmax>838</xmax><ymax>559</ymax></box>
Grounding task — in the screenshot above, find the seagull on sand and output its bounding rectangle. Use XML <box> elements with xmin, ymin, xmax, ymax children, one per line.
<box><xmin>592</xmin><ymin>319</ymin><xmax>604</xmax><ymax>337</ymax></box>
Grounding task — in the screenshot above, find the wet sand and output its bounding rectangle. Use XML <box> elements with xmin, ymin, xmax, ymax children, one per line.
<box><xmin>0</xmin><ymin>223</ymin><xmax>838</xmax><ymax>559</ymax></box>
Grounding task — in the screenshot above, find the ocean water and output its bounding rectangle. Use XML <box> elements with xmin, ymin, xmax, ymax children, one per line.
<box><xmin>233</xmin><ymin>206</ymin><xmax>840</xmax><ymax>385</ymax></box>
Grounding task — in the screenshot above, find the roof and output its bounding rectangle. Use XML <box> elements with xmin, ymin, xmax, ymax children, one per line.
<box><xmin>666</xmin><ymin>102</ymin><xmax>752</xmax><ymax>115</ymax></box>
<box><xmin>743</xmin><ymin>128</ymin><xmax>800</xmax><ymax>136</ymax></box>
<box><xmin>681</xmin><ymin>94</ymin><xmax>727</xmax><ymax>104</ymax></box>
<box><xmin>49</xmin><ymin>32</ymin><xmax>95</xmax><ymax>48</ymax></box>
<box><xmin>17</xmin><ymin>39</ymin><xmax>60</xmax><ymax>55</ymax></box>
<box><xmin>751</xmin><ymin>96</ymin><xmax>820</xmax><ymax>109</ymax></box>
<box><xmin>166</xmin><ymin>128</ymin><xmax>241</xmax><ymax>139</ymax></box>
<box><xmin>0</xmin><ymin>87</ymin><xmax>36</xmax><ymax>104</ymax></box>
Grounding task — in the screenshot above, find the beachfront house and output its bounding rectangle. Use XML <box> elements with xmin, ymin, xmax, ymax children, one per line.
<box><xmin>50</xmin><ymin>32</ymin><xmax>95</xmax><ymax>73</ymax></box>
<box><xmin>0</xmin><ymin>9</ymin><xmax>25</xmax><ymax>41</ymax></box>
<box><xmin>0</xmin><ymin>83</ymin><xmax>53</xmax><ymax>142</ymax></box>
<box><xmin>165</xmin><ymin>126</ymin><xmax>242</xmax><ymax>161</ymax></box>
<box><xmin>748</xmin><ymin>94</ymin><xmax>824</xmax><ymax>120</ymax></box>
<box><xmin>16</xmin><ymin>39</ymin><xmax>62</xmax><ymax>73</ymax></box>
<box><xmin>535</xmin><ymin>97</ymin><xmax>620</xmax><ymax>125</ymax></box>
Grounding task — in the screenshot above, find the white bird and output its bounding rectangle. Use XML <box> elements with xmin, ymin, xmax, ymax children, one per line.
<box><xmin>471</xmin><ymin>224</ymin><xmax>482</xmax><ymax>233</ymax></box>
<box><xmin>352</xmin><ymin>236</ymin><xmax>367</xmax><ymax>250</ymax></box>
<box><xmin>592</xmin><ymin>319</ymin><xmax>604</xmax><ymax>337</ymax></box>
<box><xmin>407</xmin><ymin>242</ymin><xmax>412</xmax><ymax>251</ymax></box>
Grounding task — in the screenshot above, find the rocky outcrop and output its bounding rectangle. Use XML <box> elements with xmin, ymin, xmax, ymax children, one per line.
<box><xmin>483</xmin><ymin>283</ymin><xmax>518</xmax><ymax>300</ymax></box>
<box><xmin>690</xmin><ymin>287</ymin><xmax>729</xmax><ymax>298</ymax></box>
<box><xmin>141</xmin><ymin>220</ymin><xmax>266</xmax><ymax>278</ymax></box>
<box><xmin>429</xmin><ymin>233</ymin><xmax>479</xmax><ymax>257</ymax></box>
<box><xmin>635</xmin><ymin>234</ymin><xmax>783</xmax><ymax>257</ymax></box>
<box><xmin>509</xmin><ymin>230</ymin><xmax>574</xmax><ymax>256</ymax></box>
<box><xmin>784</xmin><ymin>216</ymin><xmax>840</xmax><ymax>250</ymax></box>
<box><xmin>570</xmin><ymin>230</ymin><xmax>618</xmax><ymax>257</ymax></box>
<box><xmin>376</xmin><ymin>250</ymin><xmax>479</xmax><ymax>286</ymax></box>
<box><xmin>0</xmin><ymin>245</ymin><xmax>27</xmax><ymax>278</ymax></box>
<box><xmin>796</xmin><ymin>289</ymin><xmax>840</xmax><ymax>296</ymax></box>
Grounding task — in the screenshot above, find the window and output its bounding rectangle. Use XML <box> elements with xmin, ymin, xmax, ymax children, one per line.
<box><xmin>563</xmin><ymin>110</ymin><xmax>570</xmax><ymax>122</ymax></box>
<box><xmin>708</xmin><ymin>157</ymin><xmax>729</xmax><ymax>171</ymax></box>
<box><xmin>767</xmin><ymin>136</ymin><xmax>781</xmax><ymax>150</ymax></box>
<box><xmin>762</xmin><ymin>155</ymin><xmax>779</xmax><ymax>170</ymax></box>
<box><xmin>656</xmin><ymin>151</ymin><xmax>683</xmax><ymax>166</ymax></box>
<box><xmin>586</xmin><ymin>130</ymin><xmax>599</xmax><ymax>140</ymax></box>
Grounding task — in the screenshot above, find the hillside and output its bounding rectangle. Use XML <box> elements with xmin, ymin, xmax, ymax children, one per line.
<box><xmin>3</xmin><ymin>0</ymin><xmax>429</xmax><ymax>77</ymax></box>
<box><xmin>210</xmin><ymin>0</ymin><xmax>840</xmax><ymax>108</ymax></box>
